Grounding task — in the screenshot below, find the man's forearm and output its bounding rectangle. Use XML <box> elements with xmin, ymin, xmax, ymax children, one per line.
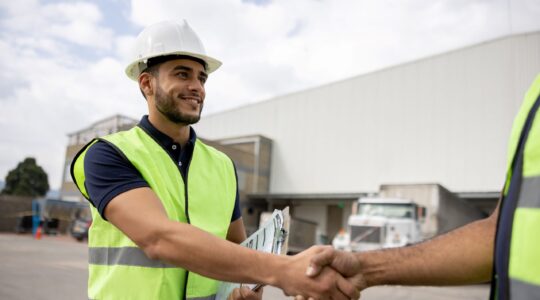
<box><xmin>106</xmin><ymin>187</ymin><xmax>282</xmax><ymax>286</ymax></box>
<box><xmin>357</xmin><ymin>215</ymin><xmax>497</xmax><ymax>287</ymax></box>
<box><xmin>145</xmin><ymin>220</ymin><xmax>283</xmax><ymax>286</ymax></box>
<box><xmin>147</xmin><ymin>221</ymin><xmax>360</xmax><ymax>299</ymax></box>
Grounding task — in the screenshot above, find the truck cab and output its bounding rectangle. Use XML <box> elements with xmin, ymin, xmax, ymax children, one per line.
<box><xmin>333</xmin><ymin>197</ymin><xmax>425</xmax><ymax>252</ymax></box>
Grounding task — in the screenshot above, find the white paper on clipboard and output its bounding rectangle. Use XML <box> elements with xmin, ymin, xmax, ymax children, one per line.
<box><xmin>215</xmin><ymin>207</ymin><xmax>290</xmax><ymax>300</ymax></box>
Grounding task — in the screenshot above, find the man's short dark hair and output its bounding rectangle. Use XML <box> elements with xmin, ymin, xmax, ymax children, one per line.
<box><xmin>145</xmin><ymin>55</ymin><xmax>207</xmax><ymax>72</ymax></box>
<box><xmin>139</xmin><ymin>55</ymin><xmax>208</xmax><ymax>100</ymax></box>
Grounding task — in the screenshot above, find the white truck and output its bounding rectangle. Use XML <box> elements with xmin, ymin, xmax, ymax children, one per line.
<box><xmin>333</xmin><ymin>197</ymin><xmax>425</xmax><ymax>252</ymax></box>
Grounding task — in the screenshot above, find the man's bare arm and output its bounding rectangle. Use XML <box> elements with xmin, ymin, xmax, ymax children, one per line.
<box><xmin>104</xmin><ymin>187</ymin><xmax>359</xmax><ymax>299</ymax></box>
<box><xmin>307</xmin><ymin>203</ymin><xmax>500</xmax><ymax>290</ymax></box>
<box><xmin>359</xmin><ymin>205</ymin><xmax>498</xmax><ymax>287</ymax></box>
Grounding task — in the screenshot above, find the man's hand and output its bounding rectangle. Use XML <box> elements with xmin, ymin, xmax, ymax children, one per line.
<box><xmin>304</xmin><ymin>246</ymin><xmax>367</xmax><ymax>296</ymax></box>
<box><xmin>276</xmin><ymin>246</ymin><xmax>360</xmax><ymax>300</ymax></box>
<box><xmin>227</xmin><ymin>286</ymin><xmax>263</xmax><ymax>300</ymax></box>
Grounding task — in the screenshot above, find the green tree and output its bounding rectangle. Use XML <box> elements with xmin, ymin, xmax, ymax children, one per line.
<box><xmin>2</xmin><ymin>157</ymin><xmax>49</xmax><ymax>197</ymax></box>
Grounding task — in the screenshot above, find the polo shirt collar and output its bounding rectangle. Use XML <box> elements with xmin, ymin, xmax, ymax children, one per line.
<box><xmin>138</xmin><ymin>115</ymin><xmax>197</xmax><ymax>149</ymax></box>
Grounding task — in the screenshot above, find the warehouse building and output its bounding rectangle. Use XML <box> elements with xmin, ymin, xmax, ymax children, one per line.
<box><xmin>193</xmin><ymin>31</ymin><xmax>540</xmax><ymax>240</ymax></box>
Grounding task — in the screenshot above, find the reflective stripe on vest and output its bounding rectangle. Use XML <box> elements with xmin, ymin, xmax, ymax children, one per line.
<box><xmin>88</xmin><ymin>247</ymin><xmax>175</xmax><ymax>268</ymax></box>
<box><xmin>510</xmin><ymin>278</ymin><xmax>540</xmax><ymax>300</ymax></box>
<box><xmin>491</xmin><ymin>74</ymin><xmax>540</xmax><ymax>300</ymax></box>
<box><xmin>515</xmin><ymin>176</ymin><xmax>540</xmax><ymax>208</ymax></box>
<box><xmin>72</xmin><ymin>125</ymin><xmax>236</xmax><ymax>300</ymax></box>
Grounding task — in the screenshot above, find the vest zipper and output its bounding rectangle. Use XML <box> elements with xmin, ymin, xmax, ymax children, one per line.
<box><xmin>180</xmin><ymin>148</ymin><xmax>194</xmax><ymax>300</ymax></box>
<box><xmin>182</xmin><ymin>160</ymin><xmax>192</xmax><ymax>225</ymax></box>
<box><xmin>135</xmin><ymin>124</ymin><xmax>196</xmax><ymax>300</ymax></box>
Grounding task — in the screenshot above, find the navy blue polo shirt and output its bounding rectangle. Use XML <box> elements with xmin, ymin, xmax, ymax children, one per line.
<box><xmin>83</xmin><ymin>115</ymin><xmax>241</xmax><ymax>222</ymax></box>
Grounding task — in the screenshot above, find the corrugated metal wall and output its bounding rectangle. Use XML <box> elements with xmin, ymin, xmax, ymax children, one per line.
<box><xmin>195</xmin><ymin>32</ymin><xmax>540</xmax><ymax>194</ymax></box>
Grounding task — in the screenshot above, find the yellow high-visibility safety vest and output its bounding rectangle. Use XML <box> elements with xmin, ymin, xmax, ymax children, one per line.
<box><xmin>72</xmin><ymin>126</ymin><xmax>236</xmax><ymax>300</ymax></box>
<box><xmin>492</xmin><ymin>74</ymin><xmax>540</xmax><ymax>300</ymax></box>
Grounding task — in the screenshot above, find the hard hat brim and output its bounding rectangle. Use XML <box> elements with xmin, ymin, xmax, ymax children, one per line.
<box><xmin>125</xmin><ymin>51</ymin><xmax>222</xmax><ymax>81</ymax></box>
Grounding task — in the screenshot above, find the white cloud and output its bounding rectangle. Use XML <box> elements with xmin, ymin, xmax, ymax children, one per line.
<box><xmin>128</xmin><ymin>0</ymin><xmax>540</xmax><ymax>113</ymax></box>
<box><xmin>0</xmin><ymin>1</ymin><xmax>142</xmax><ymax>190</ymax></box>
<box><xmin>114</xmin><ymin>35</ymin><xmax>138</xmax><ymax>64</ymax></box>
<box><xmin>0</xmin><ymin>0</ymin><xmax>539</xmax><ymax>191</ymax></box>
<box><xmin>0</xmin><ymin>1</ymin><xmax>114</xmax><ymax>51</ymax></box>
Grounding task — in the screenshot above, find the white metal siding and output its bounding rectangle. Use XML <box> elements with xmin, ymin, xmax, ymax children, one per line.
<box><xmin>196</xmin><ymin>32</ymin><xmax>540</xmax><ymax>194</ymax></box>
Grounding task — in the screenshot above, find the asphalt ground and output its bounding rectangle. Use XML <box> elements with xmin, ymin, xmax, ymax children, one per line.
<box><xmin>0</xmin><ymin>233</ymin><xmax>87</xmax><ymax>299</ymax></box>
<box><xmin>0</xmin><ymin>233</ymin><xmax>489</xmax><ymax>299</ymax></box>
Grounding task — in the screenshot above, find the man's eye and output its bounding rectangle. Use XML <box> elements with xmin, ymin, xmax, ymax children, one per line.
<box><xmin>177</xmin><ymin>72</ymin><xmax>188</xmax><ymax>78</ymax></box>
<box><xmin>199</xmin><ymin>77</ymin><xmax>207</xmax><ymax>84</ymax></box>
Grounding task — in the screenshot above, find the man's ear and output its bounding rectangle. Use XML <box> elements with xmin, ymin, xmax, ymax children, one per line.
<box><xmin>139</xmin><ymin>72</ymin><xmax>154</xmax><ymax>97</ymax></box>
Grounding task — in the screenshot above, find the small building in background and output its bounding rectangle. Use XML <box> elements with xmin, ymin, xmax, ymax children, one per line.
<box><xmin>60</xmin><ymin>115</ymin><xmax>138</xmax><ymax>202</ymax></box>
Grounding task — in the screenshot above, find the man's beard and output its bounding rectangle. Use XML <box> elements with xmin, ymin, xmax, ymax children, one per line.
<box><xmin>154</xmin><ymin>84</ymin><xmax>203</xmax><ymax>125</ymax></box>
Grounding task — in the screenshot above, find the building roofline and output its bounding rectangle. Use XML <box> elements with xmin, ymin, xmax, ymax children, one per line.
<box><xmin>204</xmin><ymin>30</ymin><xmax>540</xmax><ymax>118</ymax></box>
<box><xmin>67</xmin><ymin>114</ymin><xmax>138</xmax><ymax>136</ymax></box>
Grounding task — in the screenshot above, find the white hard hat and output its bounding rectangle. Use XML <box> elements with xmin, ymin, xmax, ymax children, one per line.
<box><xmin>125</xmin><ymin>19</ymin><xmax>222</xmax><ymax>81</ymax></box>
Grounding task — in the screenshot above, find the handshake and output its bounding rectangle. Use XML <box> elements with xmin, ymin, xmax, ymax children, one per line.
<box><xmin>228</xmin><ymin>246</ymin><xmax>365</xmax><ymax>300</ymax></box>
<box><xmin>285</xmin><ymin>246</ymin><xmax>364</xmax><ymax>300</ymax></box>
<box><xmin>226</xmin><ymin>209</ymin><xmax>497</xmax><ymax>300</ymax></box>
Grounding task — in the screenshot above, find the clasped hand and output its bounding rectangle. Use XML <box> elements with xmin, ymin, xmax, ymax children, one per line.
<box><xmin>292</xmin><ymin>246</ymin><xmax>365</xmax><ymax>300</ymax></box>
<box><xmin>276</xmin><ymin>246</ymin><xmax>363</xmax><ymax>300</ymax></box>
<box><xmin>228</xmin><ymin>246</ymin><xmax>364</xmax><ymax>300</ymax></box>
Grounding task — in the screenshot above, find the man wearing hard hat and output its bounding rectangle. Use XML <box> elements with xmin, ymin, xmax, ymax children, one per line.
<box><xmin>71</xmin><ymin>20</ymin><xmax>360</xmax><ymax>300</ymax></box>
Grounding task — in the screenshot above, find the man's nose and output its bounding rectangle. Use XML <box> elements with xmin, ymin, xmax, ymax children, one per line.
<box><xmin>188</xmin><ymin>78</ymin><xmax>204</xmax><ymax>93</ymax></box>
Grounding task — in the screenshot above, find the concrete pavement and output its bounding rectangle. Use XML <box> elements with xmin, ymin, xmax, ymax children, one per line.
<box><xmin>0</xmin><ymin>233</ymin><xmax>87</xmax><ymax>299</ymax></box>
<box><xmin>0</xmin><ymin>233</ymin><xmax>489</xmax><ymax>299</ymax></box>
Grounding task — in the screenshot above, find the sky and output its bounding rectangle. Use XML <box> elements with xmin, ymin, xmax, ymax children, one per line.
<box><xmin>0</xmin><ymin>0</ymin><xmax>539</xmax><ymax>190</ymax></box>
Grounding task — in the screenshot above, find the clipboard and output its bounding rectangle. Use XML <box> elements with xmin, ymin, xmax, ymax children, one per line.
<box><xmin>215</xmin><ymin>207</ymin><xmax>290</xmax><ymax>299</ymax></box>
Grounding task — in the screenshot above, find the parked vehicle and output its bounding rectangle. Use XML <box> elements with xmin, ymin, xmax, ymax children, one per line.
<box><xmin>333</xmin><ymin>184</ymin><xmax>486</xmax><ymax>252</ymax></box>
<box><xmin>377</xmin><ymin>183</ymin><xmax>485</xmax><ymax>239</ymax></box>
<box><xmin>70</xmin><ymin>218</ymin><xmax>91</xmax><ymax>242</ymax></box>
<box><xmin>333</xmin><ymin>197</ymin><xmax>425</xmax><ymax>252</ymax></box>
<box><xmin>14</xmin><ymin>215</ymin><xmax>34</xmax><ymax>234</ymax></box>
